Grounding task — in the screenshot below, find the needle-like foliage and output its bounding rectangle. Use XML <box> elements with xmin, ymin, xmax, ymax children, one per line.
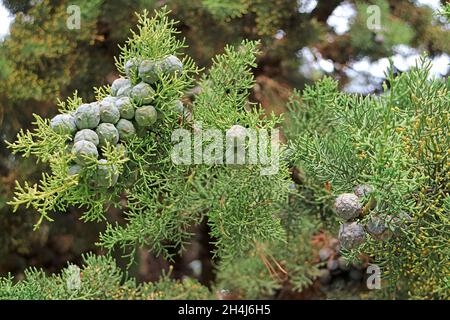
<box><xmin>7</xmin><ymin>8</ymin><xmax>290</xmax><ymax>269</ymax></box>
<box><xmin>0</xmin><ymin>253</ymin><xmax>212</xmax><ymax>300</ymax></box>
<box><xmin>286</xmin><ymin>58</ymin><xmax>449</xmax><ymax>299</ymax></box>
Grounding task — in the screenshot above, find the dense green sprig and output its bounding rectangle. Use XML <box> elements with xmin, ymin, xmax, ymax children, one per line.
<box><xmin>286</xmin><ymin>57</ymin><xmax>449</xmax><ymax>299</ymax></box>
<box><xmin>7</xmin><ymin>8</ymin><xmax>290</xmax><ymax>269</ymax></box>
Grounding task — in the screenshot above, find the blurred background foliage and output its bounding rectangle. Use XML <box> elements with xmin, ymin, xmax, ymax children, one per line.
<box><xmin>0</xmin><ymin>0</ymin><xmax>448</xmax><ymax>298</ymax></box>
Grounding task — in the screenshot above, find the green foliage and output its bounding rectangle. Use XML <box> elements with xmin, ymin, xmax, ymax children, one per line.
<box><xmin>201</xmin><ymin>0</ymin><xmax>297</xmax><ymax>36</ymax></box>
<box><xmin>3</xmin><ymin>1</ymin><xmax>449</xmax><ymax>300</ymax></box>
<box><xmin>7</xmin><ymin>9</ymin><xmax>291</xmax><ymax>270</ymax></box>
<box><xmin>0</xmin><ymin>253</ymin><xmax>212</xmax><ymax>300</ymax></box>
<box><xmin>6</xmin><ymin>95</ymin><xmax>128</xmax><ymax>226</ymax></box>
<box><xmin>0</xmin><ymin>0</ymin><xmax>159</xmax><ymax>135</ymax></box>
<box><xmin>286</xmin><ymin>58</ymin><xmax>449</xmax><ymax>299</ymax></box>
<box><xmin>195</xmin><ymin>167</ymin><xmax>288</xmax><ymax>261</ymax></box>
<box><xmin>115</xmin><ymin>8</ymin><xmax>197</xmax><ymax>84</ymax></box>
<box><xmin>215</xmin><ymin>208</ymin><xmax>320</xmax><ymax>299</ymax></box>
<box><xmin>0</xmin><ymin>0</ymin><xmax>102</xmax><ymax>103</ymax></box>
<box><xmin>192</xmin><ymin>40</ymin><xmax>262</xmax><ymax>129</ymax></box>
<box><xmin>201</xmin><ymin>0</ymin><xmax>249</xmax><ymax>20</ymax></box>
<box><xmin>99</xmin><ymin>33</ymin><xmax>290</xmax><ymax>263</ymax></box>
<box><xmin>437</xmin><ymin>3</ymin><xmax>450</xmax><ymax>21</ymax></box>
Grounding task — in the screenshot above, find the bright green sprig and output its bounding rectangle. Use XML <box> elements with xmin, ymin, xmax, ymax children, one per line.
<box><xmin>286</xmin><ymin>57</ymin><xmax>450</xmax><ymax>299</ymax></box>
<box><xmin>6</xmin><ymin>114</ymin><xmax>68</xmax><ymax>163</ymax></box>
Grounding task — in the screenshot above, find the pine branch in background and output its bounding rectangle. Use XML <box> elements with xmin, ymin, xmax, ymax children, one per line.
<box><xmin>0</xmin><ymin>0</ymin><xmax>103</xmax><ymax>103</ymax></box>
<box><xmin>201</xmin><ymin>0</ymin><xmax>249</xmax><ymax>20</ymax></box>
<box><xmin>201</xmin><ymin>0</ymin><xmax>298</xmax><ymax>36</ymax></box>
<box><xmin>350</xmin><ymin>0</ymin><xmax>415</xmax><ymax>59</ymax></box>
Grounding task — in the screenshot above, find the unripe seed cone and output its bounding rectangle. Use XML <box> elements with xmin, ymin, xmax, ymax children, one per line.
<box><xmin>116</xmin><ymin>82</ymin><xmax>133</xmax><ymax>97</ymax></box>
<box><xmin>354</xmin><ymin>184</ymin><xmax>376</xmax><ymax>212</ymax></box>
<box><xmin>99</xmin><ymin>99</ymin><xmax>120</xmax><ymax>124</ymax></box>
<box><xmin>111</xmin><ymin>78</ymin><xmax>130</xmax><ymax>96</ymax></box>
<box><xmin>131</xmin><ymin>82</ymin><xmax>155</xmax><ymax>105</ymax></box>
<box><xmin>365</xmin><ymin>215</ymin><xmax>392</xmax><ymax>240</ymax></box>
<box><xmin>162</xmin><ymin>55</ymin><xmax>183</xmax><ymax>75</ymax></box>
<box><xmin>68</xmin><ymin>164</ymin><xmax>83</xmax><ymax>176</ymax></box>
<box><xmin>96</xmin><ymin>123</ymin><xmax>119</xmax><ymax>147</ymax></box>
<box><xmin>138</xmin><ymin>55</ymin><xmax>183</xmax><ymax>84</ymax></box>
<box><xmin>115</xmin><ymin>97</ymin><xmax>135</xmax><ymax>120</ymax></box>
<box><xmin>124</xmin><ymin>58</ymin><xmax>140</xmax><ymax>78</ymax></box>
<box><xmin>116</xmin><ymin>119</ymin><xmax>136</xmax><ymax>141</ymax></box>
<box><xmin>135</xmin><ymin>105</ymin><xmax>157</xmax><ymax>127</ymax></box>
<box><xmin>102</xmin><ymin>96</ymin><xmax>118</xmax><ymax>104</ymax></box>
<box><xmin>139</xmin><ymin>59</ymin><xmax>162</xmax><ymax>84</ymax></box>
<box><xmin>50</xmin><ymin>114</ymin><xmax>77</xmax><ymax>135</ymax></box>
<box><xmin>74</xmin><ymin>103</ymin><xmax>100</xmax><ymax>129</ymax></box>
<box><xmin>95</xmin><ymin>159</ymin><xmax>119</xmax><ymax>187</ymax></box>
